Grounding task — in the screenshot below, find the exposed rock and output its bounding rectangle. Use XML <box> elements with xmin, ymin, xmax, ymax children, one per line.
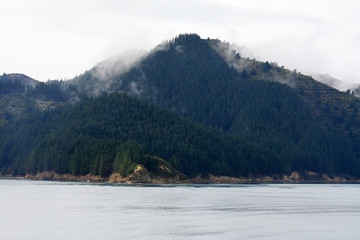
<box><xmin>110</xmin><ymin>157</ymin><xmax>190</xmax><ymax>184</ymax></box>
<box><xmin>191</xmin><ymin>174</ymin><xmax>251</xmax><ymax>184</ymax></box>
<box><xmin>108</xmin><ymin>173</ymin><xmax>126</xmax><ymax>183</ymax></box>
<box><xmin>24</xmin><ymin>171</ymin><xmax>106</xmax><ymax>182</ymax></box>
<box><xmin>126</xmin><ymin>164</ymin><xmax>152</xmax><ymax>183</ymax></box>
<box><xmin>190</xmin><ymin>171</ymin><xmax>360</xmax><ymax>184</ymax></box>
<box><xmin>290</xmin><ymin>171</ymin><xmax>300</xmax><ymax>180</ymax></box>
<box><xmin>333</xmin><ymin>176</ymin><xmax>347</xmax><ymax>183</ymax></box>
<box><xmin>255</xmin><ymin>176</ymin><xmax>274</xmax><ymax>182</ymax></box>
<box><xmin>3</xmin><ymin>169</ymin><xmax>360</xmax><ymax>184</ymax></box>
<box><xmin>308</xmin><ymin>171</ymin><xmax>318</xmax><ymax>176</ymax></box>
<box><xmin>322</xmin><ymin>174</ymin><xmax>333</xmax><ymax>182</ymax></box>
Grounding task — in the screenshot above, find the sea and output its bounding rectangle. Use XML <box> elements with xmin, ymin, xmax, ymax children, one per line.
<box><xmin>0</xmin><ymin>179</ymin><xmax>359</xmax><ymax>240</ymax></box>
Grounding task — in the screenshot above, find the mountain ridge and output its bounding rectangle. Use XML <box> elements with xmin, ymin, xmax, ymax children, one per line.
<box><xmin>1</xmin><ymin>33</ymin><xmax>360</xmax><ymax>181</ymax></box>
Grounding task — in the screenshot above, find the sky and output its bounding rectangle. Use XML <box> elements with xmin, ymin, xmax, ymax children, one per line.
<box><xmin>1</xmin><ymin>0</ymin><xmax>360</xmax><ymax>83</ymax></box>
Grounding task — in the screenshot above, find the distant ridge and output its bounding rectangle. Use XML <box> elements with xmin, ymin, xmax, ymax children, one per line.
<box><xmin>0</xmin><ymin>73</ymin><xmax>39</xmax><ymax>87</ymax></box>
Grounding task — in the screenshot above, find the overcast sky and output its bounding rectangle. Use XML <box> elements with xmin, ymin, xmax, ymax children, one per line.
<box><xmin>1</xmin><ymin>0</ymin><xmax>360</xmax><ymax>83</ymax></box>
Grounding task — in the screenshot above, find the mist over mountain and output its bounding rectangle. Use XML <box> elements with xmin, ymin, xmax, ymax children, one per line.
<box><xmin>311</xmin><ymin>73</ymin><xmax>360</xmax><ymax>94</ymax></box>
<box><xmin>1</xmin><ymin>34</ymin><xmax>360</xmax><ymax>181</ymax></box>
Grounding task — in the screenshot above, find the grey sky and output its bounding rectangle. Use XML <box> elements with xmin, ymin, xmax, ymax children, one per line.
<box><xmin>1</xmin><ymin>0</ymin><xmax>359</xmax><ymax>83</ymax></box>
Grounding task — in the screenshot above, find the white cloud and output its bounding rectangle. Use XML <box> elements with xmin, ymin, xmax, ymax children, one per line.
<box><xmin>0</xmin><ymin>0</ymin><xmax>359</xmax><ymax>83</ymax></box>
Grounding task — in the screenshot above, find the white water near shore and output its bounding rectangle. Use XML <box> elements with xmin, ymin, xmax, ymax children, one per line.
<box><xmin>0</xmin><ymin>179</ymin><xmax>359</xmax><ymax>239</ymax></box>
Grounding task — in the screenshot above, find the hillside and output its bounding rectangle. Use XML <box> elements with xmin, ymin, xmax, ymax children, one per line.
<box><xmin>0</xmin><ymin>73</ymin><xmax>39</xmax><ymax>90</ymax></box>
<box><xmin>1</xmin><ymin>34</ymin><xmax>360</xmax><ymax>180</ymax></box>
<box><xmin>0</xmin><ymin>93</ymin><xmax>256</xmax><ymax>178</ymax></box>
<box><xmin>69</xmin><ymin>34</ymin><xmax>360</xmax><ymax>177</ymax></box>
<box><xmin>0</xmin><ymin>74</ymin><xmax>79</xmax><ymax>126</ymax></box>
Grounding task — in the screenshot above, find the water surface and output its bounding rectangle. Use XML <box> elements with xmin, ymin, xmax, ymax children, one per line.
<box><xmin>0</xmin><ymin>179</ymin><xmax>359</xmax><ymax>239</ymax></box>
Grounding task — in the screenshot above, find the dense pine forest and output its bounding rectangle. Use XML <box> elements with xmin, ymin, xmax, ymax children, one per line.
<box><xmin>0</xmin><ymin>93</ymin><xmax>251</xmax><ymax>177</ymax></box>
<box><xmin>1</xmin><ymin>34</ymin><xmax>360</xmax><ymax>180</ymax></box>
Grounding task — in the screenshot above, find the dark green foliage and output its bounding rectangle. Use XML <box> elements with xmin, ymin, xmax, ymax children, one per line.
<box><xmin>240</xmin><ymin>69</ymin><xmax>249</xmax><ymax>79</ymax></box>
<box><xmin>27</xmin><ymin>81</ymin><xmax>75</xmax><ymax>102</ymax></box>
<box><xmin>114</xmin><ymin>140</ymin><xmax>143</xmax><ymax>177</ymax></box>
<box><xmin>264</xmin><ymin>61</ymin><xmax>272</xmax><ymax>72</ymax></box>
<box><xmin>111</xmin><ymin>34</ymin><xmax>360</xmax><ymax>177</ymax></box>
<box><xmin>120</xmin><ymin>34</ymin><xmax>241</xmax><ymax>131</ymax></box>
<box><xmin>0</xmin><ymin>93</ymin><xmax>251</xmax><ymax>177</ymax></box>
<box><xmin>0</xmin><ymin>80</ymin><xmax>25</xmax><ymax>95</ymax></box>
<box><xmin>0</xmin><ymin>73</ymin><xmax>36</xmax><ymax>95</ymax></box>
<box><xmin>250</xmin><ymin>68</ymin><xmax>257</xmax><ymax>76</ymax></box>
<box><xmin>2</xmin><ymin>34</ymin><xmax>360</xmax><ymax>178</ymax></box>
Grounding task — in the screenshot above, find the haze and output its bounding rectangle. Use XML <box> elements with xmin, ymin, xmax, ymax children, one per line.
<box><xmin>1</xmin><ymin>0</ymin><xmax>359</xmax><ymax>83</ymax></box>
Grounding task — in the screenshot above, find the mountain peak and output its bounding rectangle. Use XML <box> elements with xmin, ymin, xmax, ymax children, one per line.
<box><xmin>2</xmin><ymin>34</ymin><xmax>360</xmax><ymax>180</ymax></box>
<box><xmin>174</xmin><ymin>33</ymin><xmax>201</xmax><ymax>42</ymax></box>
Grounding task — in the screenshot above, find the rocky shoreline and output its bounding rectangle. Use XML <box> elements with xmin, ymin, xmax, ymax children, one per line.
<box><xmin>190</xmin><ymin>172</ymin><xmax>360</xmax><ymax>184</ymax></box>
<box><xmin>1</xmin><ymin>170</ymin><xmax>360</xmax><ymax>184</ymax></box>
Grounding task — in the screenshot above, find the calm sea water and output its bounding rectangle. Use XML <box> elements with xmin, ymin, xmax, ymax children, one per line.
<box><xmin>0</xmin><ymin>179</ymin><xmax>359</xmax><ymax>240</ymax></box>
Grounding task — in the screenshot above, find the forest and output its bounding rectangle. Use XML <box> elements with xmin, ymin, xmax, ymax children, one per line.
<box><xmin>1</xmin><ymin>34</ymin><xmax>360</xmax><ymax>179</ymax></box>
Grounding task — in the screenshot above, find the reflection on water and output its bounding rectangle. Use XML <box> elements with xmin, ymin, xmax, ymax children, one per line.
<box><xmin>0</xmin><ymin>179</ymin><xmax>359</xmax><ymax>240</ymax></box>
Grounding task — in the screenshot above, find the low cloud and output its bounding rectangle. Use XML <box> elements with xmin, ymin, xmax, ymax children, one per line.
<box><xmin>311</xmin><ymin>73</ymin><xmax>360</xmax><ymax>92</ymax></box>
<box><xmin>94</xmin><ymin>49</ymin><xmax>146</xmax><ymax>82</ymax></box>
<box><xmin>81</xmin><ymin>49</ymin><xmax>147</xmax><ymax>96</ymax></box>
<box><xmin>212</xmin><ymin>40</ymin><xmax>252</xmax><ymax>72</ymax></box>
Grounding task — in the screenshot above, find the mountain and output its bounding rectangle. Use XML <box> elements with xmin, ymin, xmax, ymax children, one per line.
<box><xmin>70</xmin><ymin>34</ymin><xmax>360</xmax><ymax>177</ymax></box>
<box><xmin>0</xmin><ymin>74</ymin><xmax>74</xmax><ymax>127</ymax></box>
<box><xmin>1</xmin><ymin>33</ymin><xmax>360</xmax><ymax>181</ymax></box>
<box><xmin>0</xmin><ymin>93</ymin><xmax>253</xmax><ymax>178</ymax></box>
<box><xmin>0</xmin><ymin>73</ymin><xmax>39</xmax><ymax>90</ymax></box>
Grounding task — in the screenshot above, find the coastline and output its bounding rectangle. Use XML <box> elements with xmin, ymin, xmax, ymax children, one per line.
<box><xmin>1</xmin><ymin>170</ymin><xmax>360</xmax><ymax>184</ymax></box>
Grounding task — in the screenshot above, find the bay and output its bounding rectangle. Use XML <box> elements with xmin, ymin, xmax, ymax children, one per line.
<box><xmin>0</xmin><ymin>179</ymin><xmax>359</xmax><ymax>239</ymax></box>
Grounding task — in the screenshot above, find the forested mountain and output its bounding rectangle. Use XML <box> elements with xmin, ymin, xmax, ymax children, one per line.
<box><xmin>0</xmin><ymin>93</ymin><xmax>253</xmax><ymax>178</ymax></box>
<box><xmin>0</xmin><ymin>74</ymin><xmax>76</xmax><ymax>127</ymax></box>
<box><xmin>70</xmin><ymin>34</ymin><xmax>360</xmax><ymax>177</ymax></box>
<box><xmin>1</xmin><ymin>33</ymin><xmax>360</xmax><ymax>181</ymax></box>
<box><xmin>0</xmin><ymin>73</ymin><xmax>39</xmax><ymax>92</ymax></box>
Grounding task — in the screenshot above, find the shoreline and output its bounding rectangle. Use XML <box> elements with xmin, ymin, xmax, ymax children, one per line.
<box><xmin>1</xmin><ymin>171</ymin><xmax>360</xmax><ymax>184</ymax></box>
